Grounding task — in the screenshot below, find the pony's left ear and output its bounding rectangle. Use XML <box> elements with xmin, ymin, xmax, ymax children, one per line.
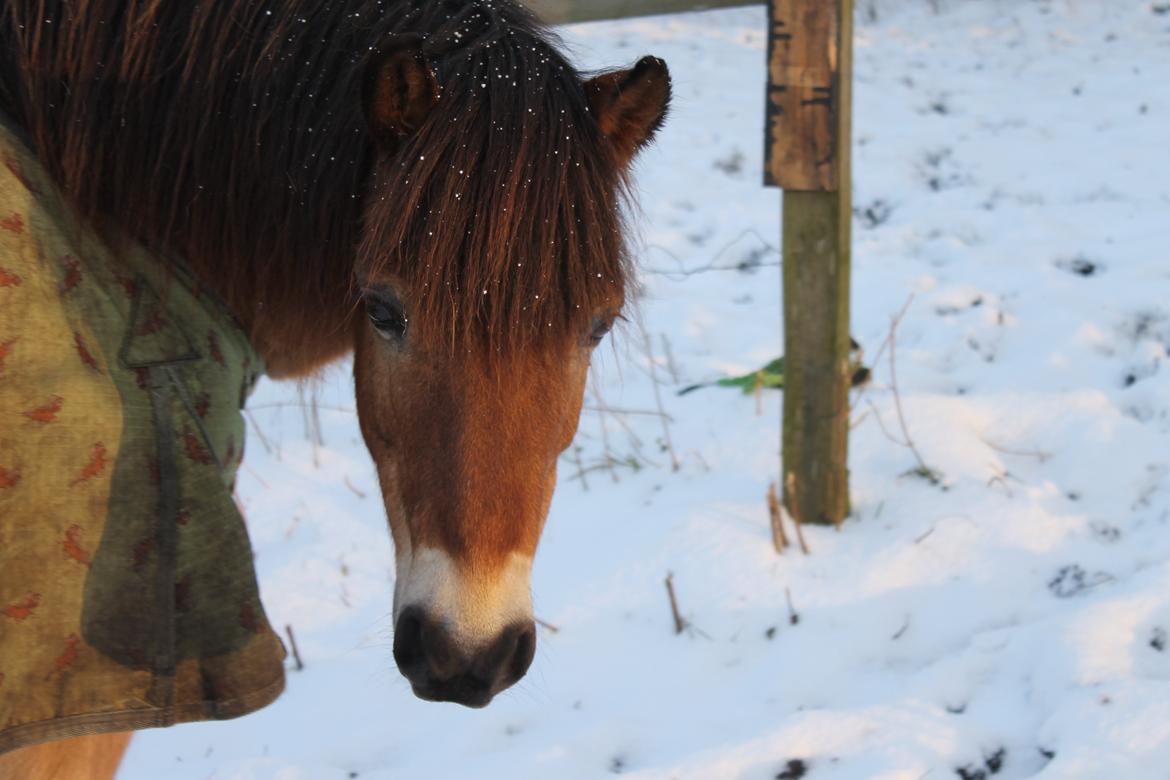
<box><xmin>585</xmin><ymin>56</ymin><xmax>671</xmax><ymax>164</ymax></box>
<box><xmin>363</xmin><ymin>34</ymin><xmax>441</xmax><ymax>145</ymax></box>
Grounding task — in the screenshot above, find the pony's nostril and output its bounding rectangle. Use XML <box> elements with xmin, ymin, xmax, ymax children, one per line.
<box><xmin>420</xmin><ymin>620</ymin><xmax>458</xmax><ymax>679</ymax></box>
<box><xmin>392</xmin><ymin>608</ymin><xmax>426</xmax><ymax>672</ymax></box>
<box><xmin>506</xmin><ymin>622</ymin><xmax>536</xmax><ymax>685</ymax></box>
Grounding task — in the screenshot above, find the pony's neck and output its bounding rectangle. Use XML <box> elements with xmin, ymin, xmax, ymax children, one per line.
<box><xmin>207</xmin><ymin>236</ymin><xmax>360</xmax><ymax>380</ymax></box>
<box><xmin>231</xmin><ymin>278</ymin><xmax>358</xmax><ymax>380</ymax></box>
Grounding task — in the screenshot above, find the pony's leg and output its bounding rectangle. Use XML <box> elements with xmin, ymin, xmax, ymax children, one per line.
<box><xmin>0</xmin><ymin>731</ymin><xmax>132</xmax><ymax>780</ymax></box>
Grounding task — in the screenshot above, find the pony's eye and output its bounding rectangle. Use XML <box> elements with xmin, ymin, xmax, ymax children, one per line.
<box><xmin>364</xmin><ymin>292</ymin><xmax>408</xmax><ymax>342</ymax></box>
<box><xmin>587</xmin><ymin>316</ymin><xmax>614</xmax><ymax>347</ymax></box>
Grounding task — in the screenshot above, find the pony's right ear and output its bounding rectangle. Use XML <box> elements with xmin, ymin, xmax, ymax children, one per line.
<box><xmin>362</xmin><ymin>34</ymin><xmax>440</xmax><ymax>145</ymax></box>
<box><xmin>585</xmin><ymin>56</ymin><xmax>671</xmax><ymax>165</ymax></box>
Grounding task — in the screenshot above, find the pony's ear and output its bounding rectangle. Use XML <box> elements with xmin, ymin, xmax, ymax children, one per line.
<box><xmin>363</xmin><ymin>34</ymin><xmax>440</xmax><ymax>145</ymax></box>
<box><xmin>585</xmin><ymin>56</ymin><xmax>671</xmax><ymax>164</ymax></box>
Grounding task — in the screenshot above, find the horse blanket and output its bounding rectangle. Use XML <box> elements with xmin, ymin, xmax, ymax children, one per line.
<box><xmin>0</xmin><ymin>121</ymin><xmax>285</xmax><ymax>754</ymax></box>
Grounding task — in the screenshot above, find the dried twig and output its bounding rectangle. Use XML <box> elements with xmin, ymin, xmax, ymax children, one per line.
<box><xmin>564</xmin><ymin>457</ymin><xmax>643</xmax><ymax>483</ymax></box>
<box><xmin>850</xmin><ymin>293</ymin><xmax>915</xmax><ymax>412</ymax></box>
<box><xmin>643</xmin><ymin>228</ymin><xmax>780</xmax><ymax>279</ymax></box>
<box><xmin>588</xmin><ymin>374</ymin><xmax>621</xmax><ymax>483</ymax></box>
<box><xmin>297</xmin><ymin>383</ymin><xmax>324</xmax><ymax>469</ymax></box>
<box><xmin>785</xmin><ymin>587</ymin><xmax>800</xmax><ymax>625</ymax></box>
<box><xmin>639</xmin><ymin>319</ymin><xmax>680</xmax><ymax>471</ymax></box>
<box><xmin>285</xmin><ymin>625</ymin><xmax>305</xmax><ymax>671</ymax></box>
<box><xmin>243</xmin><ymin>464</ymin><xmax>270</xmax><ymax>490</ymax></box>
<box><xmin>660</xmin><ymin>333</ymin><xmax>681</xmax><ymax>385</ymax></box>
<box><xmin>864</xmin><ymin>398</ymin><xmax>908</xmax><ymax>447</ymax></box>
<box><xmin>664</xmin><ymin>572</ymin><xmax>687</xmax><ymax>635</ymax></box>
<box><xmin>599</xmin><ymin>409</ymin><xmax>655</xmax><ymax>463</ymax></box>
<box><xmin>888</xmin><ymin>309</ymin><xmax>942</xmax><ymax>485</ymax></box>
<box><xmin>583</xmin><ymin>404</ymin><xmax>673</xmax><ymax>420</ymax></box>
<box><xmin>980</xmin><ymin>436</ymin><xmax>1053</xmax><ymax>463</ymax></box>
<box><xmin>767</xmin><ymin>481</ymin><xmax>789</xmax><ymax>553</ymax></box>
<box><xmin>244</xmin><ymin>409</ymin><xmax>273</xmax><ymax>455</ymax></box>
<box><xmin>986</xmin><ymin>464</ymin><xmax>1022</xmax><ymax>496</ymax></box>
<box><xmin>343</xmin><ymin>475</ymin><xmax>366</xmax><ymax>499</ymax></box>
<box><xmin>571</xmin><ymin>445</ymin><xmax>590</xmax><ymax>491</ymax></box>
<box><xmin>784</xmin><ymin>472</ymin><xmax>811</xmax><ymax>553</ymax></box>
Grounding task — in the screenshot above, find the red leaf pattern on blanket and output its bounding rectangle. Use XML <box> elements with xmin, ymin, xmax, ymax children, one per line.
<box><xmin>0</xmin><ymin>266</ymin><xmax>21</xmax><ymax>287</ymax></box>
<box><xmin>183</xmin><ymin>431</ymin><xmax>214</xmax><ymax>465</ymax></box>
<box><xmin>131</xmin><ymin>535</ymin><xmax>155</xmax><ymax>572</ymax></box>
<box><xmin>0</xmin><ymin>464</ymin><xmax>20</xmax><ymax>489</ymax></box>
<box><xmin>209</xmin><ymin>331</ymin><xmax>226</xmax><ymax>367</ymax></box>
<box><xmin>0</xmin><ymin>212</ymin><xmax>23</xmax><ymax>234</ymax></box>
<box><xmin>2</xmin><ymin>593</ymin><xmax>40</xmax><ymax>620</ymax></box>
<box><xmin>115</xmin><ymin>274</ymin><xmax>138</xmax><ymax>298</ymax></box>
<box><xmin>74</xmin><ymin>332</ymin><xmax>100</xmax><ymax>371</ymax></box>
<box><xmin>58</xmin><ymin>255</ymin><xmax>82</xmax><ymax>294</ymax></box>
<box><xmin>70</xmin><ymin>443</ymin><xmax>108</xmax><ymax>486</ymax></box>
<box><xmin>63</xmin><ymin>525</ymin><xmax>92</xmax><ymax>567</ymax></box>
<box><xmin>5</xmin><ymin>156</ymin><xmax>38</xmax><ymax>194</ymax></box>
<box><xmin>135</xmin><ymin>307</ymin><xmax>165</xmax><ymax>336</ymax></box>
<box><xmin>0</xmin><ymin>338</ymin><xmax>15</xmax><ymax>376</ymax></box>
<box><xmin>23</xmin><ymin>395</ymin><xmax>63</xmax><ymax>423</ymax></box>
<box><xmin>47</xmin><ymin>634</ymin><xmax>81</xmax><ymax>678</ymax></box>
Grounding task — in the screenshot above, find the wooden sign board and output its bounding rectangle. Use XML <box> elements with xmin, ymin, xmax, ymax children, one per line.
<box><xmin>764</xmin><ymin>0</ymin><xmax>841</xmax><ymax>191</ymax></box>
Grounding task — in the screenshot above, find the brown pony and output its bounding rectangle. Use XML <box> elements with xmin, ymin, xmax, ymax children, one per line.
<box><xmin>0</xmin><ymin>0</ymin><xmax>669</xmax><ymax>776</ymax></box>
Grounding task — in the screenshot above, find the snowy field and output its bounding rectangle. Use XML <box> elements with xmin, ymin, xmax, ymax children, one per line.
<box><xmin>121</xmin><ymin>2</ymin><xmax>1170</xmax><ymax>778</ymax></box>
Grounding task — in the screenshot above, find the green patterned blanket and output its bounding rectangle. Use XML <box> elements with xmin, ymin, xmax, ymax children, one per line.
<box><xmin>0</xmin><ymin>121</ymin><xmax>285</xmax><ymax>755</ymax></box>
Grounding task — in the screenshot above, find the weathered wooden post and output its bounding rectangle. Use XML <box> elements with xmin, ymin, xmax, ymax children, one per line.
<box><xmin>765</xmin><ymin>0</ymin><xmax>853</xmax><ymax>528</ymax></box>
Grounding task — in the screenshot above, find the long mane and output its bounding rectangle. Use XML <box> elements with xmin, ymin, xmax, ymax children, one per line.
<box><xmin>0</xmin><ymin>0</ymin><xmax>630</xmax><ymax>358</ymax></box>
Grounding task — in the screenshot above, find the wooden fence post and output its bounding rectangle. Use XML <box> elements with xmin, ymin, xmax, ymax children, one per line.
<box><xmin>765</xmin><ymin>0</ymin><xmax>853</xmax><ymax>527</ymax></box>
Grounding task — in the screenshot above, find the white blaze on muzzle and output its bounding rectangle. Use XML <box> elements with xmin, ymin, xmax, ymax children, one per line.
<box><xmin>393</xmin><ymin>547</ymin><xmax>534</xmax><ymax>651</ymax></box>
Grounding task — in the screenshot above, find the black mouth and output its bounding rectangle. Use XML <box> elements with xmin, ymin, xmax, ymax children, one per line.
<box><xmin>410</xmin><ymin>676</ymin><xmax>495</xmax><ymax>709</ymax></box>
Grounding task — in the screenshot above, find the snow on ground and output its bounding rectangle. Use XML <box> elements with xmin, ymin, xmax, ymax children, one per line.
<box><xmin>120</xmin><ymin>2</ymin><xmax>1170</xmax><ymax>778</ymax></box>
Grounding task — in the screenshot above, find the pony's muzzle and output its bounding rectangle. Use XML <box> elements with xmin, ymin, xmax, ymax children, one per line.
<box><xmin>392</xmin><ymin>606</ymin><xmax>536</xmax><ymax>708</ymax></box>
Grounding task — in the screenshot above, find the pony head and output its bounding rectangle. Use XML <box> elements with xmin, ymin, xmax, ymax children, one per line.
<box><xmin>353</xmin><ymin>32</ymin><xmax>669</xmax><ymax>707</ymax></box>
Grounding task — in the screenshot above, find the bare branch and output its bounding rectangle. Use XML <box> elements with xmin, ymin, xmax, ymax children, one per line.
<box><xmin>285</xmin><ymin>625</ymin><xmax>305</xmax><ymax>671</ymax></box>
<box><xmin>643</xmin><ymin>228</ymin><xmax>780</xmax><ymax>279</ymax></box>
<box><xmin>665</xmin><ymin>572</ymin><xmax>687</xmax><ymax>635</ymax></box>
<box><xmin>888</xmin><ymin>307</ymin><xmax>942</xmax><ymax>484</ymax></box>
<box><xmin>343</xmin><ymin>475</ymin><xmax>366</xmax><ymax>499</ymax></box>
<box><xmin>980</xmin><ymin>436</ymin><xmax>1053</xmax><ymax>463</ymax></box>
<box><xmin>785</xmin><ymin>587</ymin><xmax>800</xmax><ymax>625</ymax></box>
<box><xmin>767</xmin><ymin>481</ymin><xmax>789</xmax><ymax>553</ymax></box>
<box><xmin>850</xmin><ymin>293</ymin><xmax>915</xmax><ymax>411</ymax></box>
<box><xmin>637</xmin><ymin>316</ymin><xmax>680</xmax><ymax>471</ymax></box>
